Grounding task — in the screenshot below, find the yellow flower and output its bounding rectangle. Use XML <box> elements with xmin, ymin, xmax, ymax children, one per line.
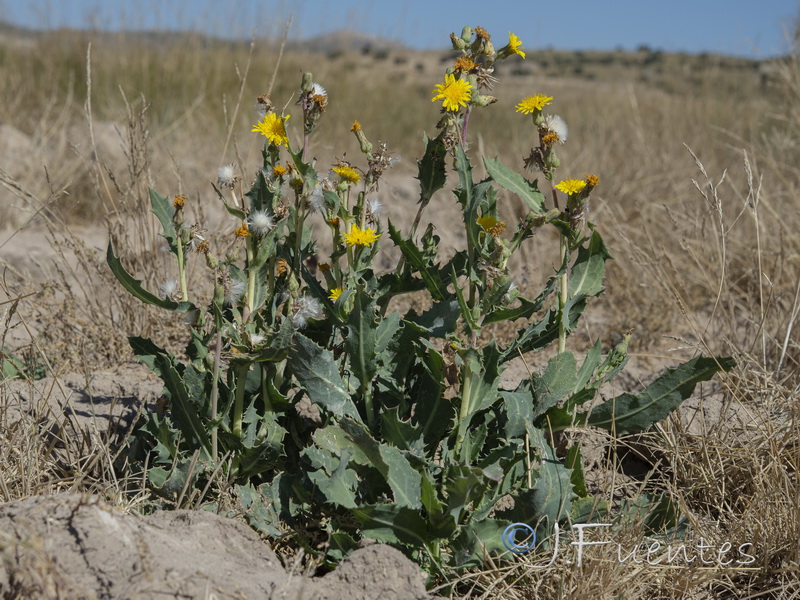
<box><xmin>555</xmin><ymin>179</ymin><xmax>587</xmax><ymax>196</ymax></box>
<box><xmin>508</xmin><ymin>32</ymin><xmax>525</xmax><ymax>59</ymax></box>
<box><xmin>332</xmin><ymin>164</ymin><xmax>362</xmax><ymax>184</ymax></box>
<box><xmin>351</xmin><ymin>121</ymin><xmax>361</xmax><ymax>132</ymax></box>
<box><xmin>476</xmin><ymin>215</ymin><xmax>506</xmax><ymax>237</ymax></box>
<box><xmin>431</xmin><ymin>73</ymin><xmax>473</xmax><ymax>112</ymax></box>
<box><xmin>585</xmin><ymin>174</ymin><xmax>600</xmax><ymax>188</ymax></box>
<box><xmin>272</xmin><ymin>164</ymin><xmax>288</xmax><ymax>177</ymax></box>
<box><xmin>328</xmin><ymin>287</ymin><xmax>344</xmax><ymax>302</ymax></box>
<box><xmin>234</xmin><ymin>223</ymin><xmax>250</xmax><ymax>237</ymax></box>
<box><xmin>343</xmin><ymin>224</ymin><xmax>381</xmax><ymax>247</ymax></box>
<box><xmin>516</xmin><ymin>94</ymin><xmax>553</xmax><ymax>114</ymax></box>
<box><xmin>252</xmin><ymin>113</ymin><xmax>290</xmax><ymax>146</ymax></box>
<box><xmin>173</xmin><ymin>194</ymin><xmax>186</xmax><ymax>209</ymax></box>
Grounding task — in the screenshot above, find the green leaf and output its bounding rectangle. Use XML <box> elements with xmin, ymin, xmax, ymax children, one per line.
<box><xmin>107</xmin><ymin>242</ymin><xmax>189</xmax><ymax>311</ymax></box>
<box><xmin>497</xmin><ymin>429</ymin><xmax>575</xmax><ymax>539</ymax></box>
<box><xmin>483</xmin><ymin>157</ymin><xmax>546</xmax><ymax>214</ymax></box>
<box><xmin>388</xmin><ymin>221</ymin><xmax>447</xmax><ymax>301</ymax></box>
<box><xmin>339</xmin><ymin>419</ymin><xmax>422</xmax><ymax>509</ymax></box>
<box><xmin>129</xmin><ymin>337</ymin><xmax>211</xmax><ymax>458</ymax></box>
<box><xmin>352</xmin><ymin>504</ymin><xmax>430</xmax><ymax>547</ymax></box>
<box><xmin>501</xmin><ymin>388</ymin><xmax>534</xmax><ymax>439</ymax></box>
<box><xmin>444</xmin><ymin>465</ymin><xmax>489</xmax><ymax>524</ymax></box>
<box><xmin>417</xmin><ymin>133</ymin><xmax>447</xmax><ymax>203</ymax></box>
<box><xmin>452</xmin><ymin>518</ymin><xmax>512</xmax><ymax>567</ymax></box>
<box><xmin>406</xmin><ymin>299</ymin><xmax>460</xmax><ymax>338</ymax></box>
<box><xmin>567</xmin><ymin>230</ymin><xmax>612</xmax><ymax>306</ymax></box>
<box><xmin>290</xmin><ymin>333</ymin><xmax>361</xmax><ymax>422</ymax></box>
<box><xmin>565</xmin><ymin>444</ymin><xmax>588</xmax><ymax>497</ymax></box>
<box><xmin>531</xmin><ymin>352</ymin><xmax>578</xmax><ymax>420</ymax></box>
<box><xmin>381</xmin><ymin>407</ymin><xmax>424</xmax><ymax>453</ymax></box>
<box><xmin>310</xmin><ymin>449</ymin><xmax>358</xmax><ymax>509</ymax></box>
<box><xmin>588</xmin><ymin>356</ymin><xmax>735</xmax><ymax>434</ymax></box>
<box><xmin>345</xmin><ymin>291</ymin><xmax>378</xmax><ymax>390</ymax></box>
<box><xmin>149</xmin><ymin>188</ymin><xmax>178</xmax><ymax>254</ymax></box>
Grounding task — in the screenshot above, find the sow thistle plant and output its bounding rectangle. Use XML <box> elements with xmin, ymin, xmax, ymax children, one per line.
<box><xmin>108</xmin><ymin>25</ymin><xmax>733</xmax><ymax>576</ymax></box>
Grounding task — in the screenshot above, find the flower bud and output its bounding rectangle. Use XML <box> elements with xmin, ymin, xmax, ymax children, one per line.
<box><xmin>460</xmin><ymin>26</ymin><xmax>473</xmax><ymax>43</ymax></box>
<box><xmin>472</xmin><ymin>94</ymin><xmax>497</xmax><ymax>107</ymax></box>
<box><xmin>301</xmin><ymin>72</ymin><xmax>314</xmax><ymax>94</ymax></box>
<box><xmin>450</xmin><ymin>32</ymin><xmax>466</xmax><ymax>51</ymax></box>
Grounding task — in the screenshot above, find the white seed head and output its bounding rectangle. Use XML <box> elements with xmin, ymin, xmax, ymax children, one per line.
<box><xmin>217</xmin><ymin>164</ymin><xmax>238</xmax><ymax>189</ymax></box>
<box><xmin>225</xmin><ymin>277</ymin><xmax>246</xmax><ymax>305</ymax></box>
<box><xmin>250</xmin><ymin>332</ymin><xmax>266</xmax><ymax>345</ymax></box>
<box><xmin>292</xmin><ymin>295</ymin><xmax>322</xmax><ymax>328</ymax></box>
<box><xmin>544</xmin><ymin>114</ymin><xmax>568</xmax><ymax>144</ymax></box>
<box><xmin>247</xmin><ymin>209</ymin><xmax>275</xmax><ymax>235</ymax></box>
<box><xmin>309</xmin><ymin>185</ymin><xmax>327</xmax><ymax>213</ymax></box>
<box><xmin>367</xmin><ymin>197</ymin><xmax>383</xmax><ymax>216</ymax></box>
<box><xmin>159</xmin><ymin>278</ymin><xmax>179</xmax><ymax>300</ymax></box>
<box><xmin>311</xmin><ymin>82</ymin><xmax>327</xmax><ymax>97</ymax></box>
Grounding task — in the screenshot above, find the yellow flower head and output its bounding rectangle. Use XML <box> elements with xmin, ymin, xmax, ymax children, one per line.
<box><xmin>332</xmin><ymin>164</ymin><xmax>362</xmax><ymax>184</ymax></box>
<box><xmin>585</xmin><ymin>174</ymin><xmax>600</xmax><ymax>188</ymax></box>
<box><xmin>351</xmin><ymin>121</ymin><xmax>361</xmax><ymax>132</ymax></box>
<box><xmin>555</xmin><ymin>179</ymin><xmax>587</xmax><ymax>196</ymax></box>
<box><xmin>431</xmin><ymin>73</ymin><xmax>473</xmax><ymax>112</ymax></box>
<box><xmin>476</xmin><ymin>215</ymin><xmax>507</xmax><ymax>237</ymax></box>
<box><xmin>272</xmin><ymin>165</ymin><xmax>288</xmax><ymax>177</ymax></box>
<box><xmin>252</xmin><ymin>112</ymin><xmax>290</xmax><ymax>147</ymax></box>
<box><xmin>328</xmin><ymin>287</ymin><xmax>344</xmax><ymax>302</ymax></box>
<box><xmin>343</xmin><ymin>224</ymin><xmax>381</xmax><ymax>247</ymax></box>
<box><xmin>516</xmin><ymin>94</ymin><xmax>553</xmax><ymax>114</ymax></box>
<box><xmin>508</xmin><ymin>32</ymin><xmax>525</xmax><ymax>59</ymax></box>
<box><xmin>276</xmin><ymin>258</ymin><xmax>289</xmax><ymax>276</ymax></box>
<box><xmin>234</xmin><ymin>223</ymin><xmax>250</xmax><ymax>237</ymax></box>
<box><xmin>173</xmin><ymin>194</ymin><xmax>186</xmax><ymax>209</ymax></box>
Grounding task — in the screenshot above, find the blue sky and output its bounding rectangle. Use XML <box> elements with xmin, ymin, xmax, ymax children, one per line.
<box><xmin>4</xmin><ymin>0</ymin><xmax>797</xmax><ymax>57</ymax></box>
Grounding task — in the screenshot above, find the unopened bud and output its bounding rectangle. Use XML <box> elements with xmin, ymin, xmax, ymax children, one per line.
<box><xmin>450</xmin><ymin>32</ymin><xmax>467</xmax><ymax>51</ymax></box>
<box><xmin>473</xmin><ymin>95</ymin><xmax>497</xmax><ymax>107</ymax></box>
<box><xmin>301</xmin><ymin>72</ymin><xmax>314</xmax><ymax>94</ymax></box>
<box><xmin>460</xmin><ymin>26</ymin><xmax>473</xmax><ymax>43</ymax></box>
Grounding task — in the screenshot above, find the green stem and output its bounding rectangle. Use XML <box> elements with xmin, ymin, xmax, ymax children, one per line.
<box><xmin>210</xmin><ymin>333</ymin><xmax>222</xmax><ymax>462</ymax></box>
<box><xmin>176</xmin><ymin>238</ymin><xmax>188</xmax><ymax>302</ymax></box>
<box><xmin>558</xmin><ymin>234</ymin><xmax>569</xmax><ymax>353</ymax></box>
<box><xmin>454</xmin><ymin>356</ymin><xmax>474</xmax><ymax>461</ymax></box>
<box><xmin>246</xmin><ymin>238</ymin><xmax>256</xmax><ymax>316</ymax></box>
<box><xmin>232</xmin><ymin>363</ymin><xmax>249</xmax><ymax>438</ymax></box>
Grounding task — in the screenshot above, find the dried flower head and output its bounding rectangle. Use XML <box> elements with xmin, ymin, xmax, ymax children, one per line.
<box><xmin>173</xmin><ymin>194</ymin><xmax>186</xmax><ymax>209</ymax></box>
<box><xmin>276</xmin><ymin>258</ymin><xmax>289</xmax><ymax>276</ymax></box>
<box><xmin>273</xmin><ymin>164</ymin><xmax>288</xmax><ymax>178</ymax></box>
<box><xmin>234</xmin><ymin>223</ymin><xmax>250</xmax><ymax>237</ymax></box>
<box><xmin>475</xmin><ymin>26</ymin><xmax>491</xmax><ymax>41</ymax></box>
<box><xmin>351</xmin><ymin>121</ymin><xmax>361</xmax><ymax>132</ymax></box>
<box><xmin>453</xmin><ymin>56</ymin><xmax>476</xmax><ymax>73</ymax></box>
<box><xmin>585</xmin><ymin>174</ymin><xmax>600</xmax><ymax>188</ymax></box>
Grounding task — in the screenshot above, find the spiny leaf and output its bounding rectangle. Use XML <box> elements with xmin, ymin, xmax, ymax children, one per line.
<box><xmin>290</xmin><ymin>333</ymin><xmax>361</xmax><ymax>422</ymax></box>
<box><xmin>483</xmin><ymin>157</ymin><xmax>546</xmax><ymax>214</ymax></box>
<box><xmin>588</xmin><ymin>356</ymin><xmax>735</xmax><ymax>434</ymax></box>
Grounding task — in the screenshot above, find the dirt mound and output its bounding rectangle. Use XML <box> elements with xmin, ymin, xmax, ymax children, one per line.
<box><xmin>0</xmin><ymin>493</ymin><xmax>438</xmax><ymax>600</ymax></box>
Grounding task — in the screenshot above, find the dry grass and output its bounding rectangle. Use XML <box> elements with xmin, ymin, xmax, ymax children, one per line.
<box><xmin>0</xmin><ymin>22</ymin><xmax>798</xmax><ymax>599</ymax></box>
